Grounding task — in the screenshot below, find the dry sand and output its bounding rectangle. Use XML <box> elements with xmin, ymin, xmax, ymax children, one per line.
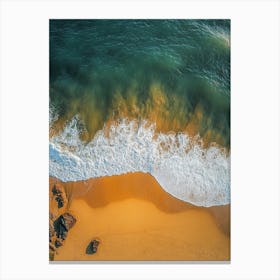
<box><xmin>50</xmin><ymin>172</ymin><xmax>230</xmax><ymax>261</ymax></box>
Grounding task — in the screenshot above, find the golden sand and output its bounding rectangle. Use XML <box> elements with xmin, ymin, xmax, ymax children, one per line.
<box><xmin>50</xmin><ymin>173</ymin><xmax>230</xmax><ymax>261</ymax></box>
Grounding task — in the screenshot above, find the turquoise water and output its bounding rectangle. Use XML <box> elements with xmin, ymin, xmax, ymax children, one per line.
<box><xmin>50</xmin><ymin>19</ymin><xmax>230</xmax><ymax>147</ymax></box>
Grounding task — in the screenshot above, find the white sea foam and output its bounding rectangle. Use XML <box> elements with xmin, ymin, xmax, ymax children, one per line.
<box><xmin>49</xmin><ymin>116</ymin><xmax>230</xmax><ymax>207</ymax></box>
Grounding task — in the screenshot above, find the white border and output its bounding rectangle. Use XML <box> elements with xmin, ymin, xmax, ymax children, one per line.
<box><xmin>1</xmin><ymin>0</ymin><xmax>279</xmax><ymax>279</ymax></box>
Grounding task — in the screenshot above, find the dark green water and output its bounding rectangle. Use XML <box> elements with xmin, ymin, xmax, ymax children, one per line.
<box><xmin>50</xmin><ymin>19</ymin><xmax>230</xmax><ymax>147</ymax></box>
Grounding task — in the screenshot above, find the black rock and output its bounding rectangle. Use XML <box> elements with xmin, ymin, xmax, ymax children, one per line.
<box><xmin>52</xmin><ymin>184</ymin><xmax>63</xmax><ymax>195</ymax></box>
<box><xmin>52</xmin><ymin>184</ymin><xmax>67</xmax><ymax>208</ymax></box>
<box><xmin>55</xmin><ymin>239</ymin><xmax>63</xmax><ymax>248</ymax></box>
<box><xmin>86</xmin><ymin>239</ymin><xmax>100</xmax><ymax>255</ymax></box>
<box><xmin>55</xmin><ymin>195</ymin><xmax>64</xmax><ymax>208</ymax></box>
<box><xmin>91</xmin><ymin>239</ymin><xmax>100</xmax><ymax>247</ymax></box>
<box><xmin>53</xmin><ymin>213</ymin><xmax>76</xmax><ymax>239</ymax></box>
<box><xmin>54</xmin><ymin>220</ymin><xmax>66</xmax><ymax>239</ymax></box>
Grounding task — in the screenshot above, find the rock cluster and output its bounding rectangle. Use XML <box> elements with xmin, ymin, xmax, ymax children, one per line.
<box><xmin>49</xmin><ymin>181</ymin><xmax>101</xmax><ymax>260</ymax></box>
<box><xmin>49</xmin><ymin>183</ymin><xmax>75</xmax><ymax>260</ymax></box>
<box><xmin>52</xmin><ymin>184</ymin><xmax>68</xmax><ymax>208</ymax></box>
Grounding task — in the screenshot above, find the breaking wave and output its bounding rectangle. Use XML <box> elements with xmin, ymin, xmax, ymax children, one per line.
<box><xmin>49</xmin><ymin>116</ymin><xmax>230</xmax><ymax>207</ymax></box>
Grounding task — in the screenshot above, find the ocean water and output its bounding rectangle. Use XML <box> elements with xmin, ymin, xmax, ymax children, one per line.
<box><xmin>49</xmin><ymin>20</ymin><xmax>230</xmax><ymax>207</ymax></box>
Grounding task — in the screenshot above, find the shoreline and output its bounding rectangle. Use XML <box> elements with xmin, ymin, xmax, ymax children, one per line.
<box><xmin>49</xmin><ymin>172</ymin><xmax>230</xmax><ymax>261</ymax></box>
<box><xmin>49</xmin><ymin>168</ymin><xmax>230</xmax><ymax>208</ymax></box>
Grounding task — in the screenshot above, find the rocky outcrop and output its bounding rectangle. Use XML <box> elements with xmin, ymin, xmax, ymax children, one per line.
<box><xmin>49</xmin><ymin>182</ymin><xmax>76</xmax><ymax>260</ymax></box>
<box><xmin>52</xmin><ymin>184</ymin><xmax>68</xmax><ymax>208</ymax></box>
<box><xmin>54</xmin><ymin>213</ymin><xmax>76</xmax><ymax>240</ymax></box>
<box><xmin>55</xmin><ymin>239</ymin><xmax>63</xmax><ymax>248</ymax></box>
<box><xmin>86</xmin><ymin>239</ymin><xmax>100</xmax><ymax>255</ymax></box>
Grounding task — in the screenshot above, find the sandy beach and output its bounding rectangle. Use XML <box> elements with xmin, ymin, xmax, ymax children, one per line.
<box><xmin>49</xmin><ymin>173</ymin><xmax>230</xmax><ymax>261</ymax></box>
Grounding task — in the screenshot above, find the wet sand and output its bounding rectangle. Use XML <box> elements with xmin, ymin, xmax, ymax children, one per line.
<box><xmin>49</xmin><ymin>173</ymin><xmax>230</xmax><ymax>261</ymax></box>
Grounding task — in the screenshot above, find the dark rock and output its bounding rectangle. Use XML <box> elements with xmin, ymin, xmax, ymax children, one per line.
<box><xmin>91</xmin><ymin>239</ymin><xmax>100</xmax><ymax>247</ymax></box>
<box><xmin>54</xmin><ymin>213</ymin><xmax>76</xmax><ymax>239</ymax></box>
<box><xmin>86</xmin><ymin>239</ymin><xmax>100</xmax><ymax>255</ymax></box>
<box><xmin>56</xmin><ymin>222</ymin><xmax>67</xmax><ymax>239</ymax></box>
<box><xmin>55</xmin><ymin>195</ymin><xmax>64</xmax><ymax>208</ymax></box>
<box><xmin>55</xmin><ymin>239</ymin><xmax>63</xmax><ymax>248</ymax></box>
<box><xmin>52</xmin><ymin>184</ymin><xmax>64</xmax><ymax>195</ymax></box>
<box><xmin>61</xmin><ymin>230</ymin><xmax>68</xmax><ymax>240</ymax></box>
<box><xmin>52</xmin><ymin>184</ymin><xmax>67</xmax><ymax>208</ymax></box>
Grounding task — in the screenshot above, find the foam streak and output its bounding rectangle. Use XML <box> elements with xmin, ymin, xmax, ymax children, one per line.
<box><xmin>49</xmin><ymin>116</ymin><xmax>230</xmax><ymax>207</ymax></box>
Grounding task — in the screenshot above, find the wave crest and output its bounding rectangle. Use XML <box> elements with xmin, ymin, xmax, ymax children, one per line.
<box><xmin>49</xmin><ymin>116</ymin><xmax>230</xmax><ymax>207</ymax></box>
